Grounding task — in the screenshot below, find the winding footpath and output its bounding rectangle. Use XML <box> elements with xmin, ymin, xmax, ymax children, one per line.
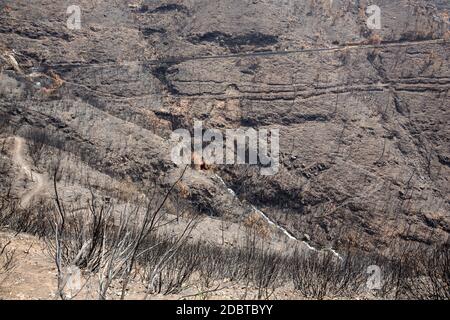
<box><xmin>12</xmin><ymin>137</ymin><xmax>47</xmax><ymax>208</ymax></box>
<box><xmin>9</xmin><ymin>137</ymin><xmax>343</xmax><ymax>259</ymax></box>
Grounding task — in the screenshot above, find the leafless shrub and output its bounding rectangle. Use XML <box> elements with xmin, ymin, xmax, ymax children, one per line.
<box><xmin>197</xmin><ymin>244</ymin><xmax>227</xmax><ymax>288</ymax></box>
<box><xmin>0</xmin><ymin>238</ymin><xmax>16</xmax><ymax>288</ymax></box>
<box><xmin>1</xmin><ymin>144</ymin><xmax>447</xmax><ymax>300</ymax></box>
<box><xmin>392</xmin><ymin>242</ymin><xmax>450</xmax><ymax>300</ymax></box>
<box><xmin>2</xmin><ymin>205</ymin><xmax>49</xmax><ymax>237</ymax></box>
<box><xmin>367</xmin><ymin>33</ymin><xmax>382</xmax><ymax>45</ymax></box>
<box><xmin>422</xmin><ymin>242</ymin><xmax>450</xmax><ymax>300</ymax></box>
<box><xmin>0</xmin><ymin>111</ymin><xmax>11</xmax><ymax>149</ymax></box>
<box><xmin>291</xmin><ymin>250</ymin><xmax>335</xmax><ymax>299</ymax></box>
<box><xmin>23</xmin><ymin>128</ymin><xmax>50</xmax><ymax>166</ymax></box>
<box><xmin>141</xmin><ymin>234</ymin><xmax>202</xmax><ymax>295</ymax></box>
<box><xmin>0</xmin><ymin>176</ymin><xmax>49</xmax><ymax>236</ymax></box>
<box><xmin>290</xmin><ymin>248</ymin><xmax>367</xmax><ymax>299</ymax></box>
<box><xmin>21</xmin><ymin>127</ymin><xmax>66</xmax><ymax>167</ymax></box>
<box><xmin>253</xmin><ymin>249</ymin><xmax>283</xmax><ymax>299</ymax></box>
<box><xmin>46</xmin><ymin>165</ymin><xmax>199</xmax><ymax>299</ymax></box>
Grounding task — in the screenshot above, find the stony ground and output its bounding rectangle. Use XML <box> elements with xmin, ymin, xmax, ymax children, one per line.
<box><xmin>0</xmin><ymin>0</ymin><xmax>449</xmax><ymax>296</ymax></box>
<box><xmin>0</xmin><ymin>230</ymin><xmax>318</xmax><ymax>300</ymax></box>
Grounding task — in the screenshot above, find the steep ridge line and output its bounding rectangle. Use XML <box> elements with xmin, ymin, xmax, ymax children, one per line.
<box><xmin>36</xmin><ymin>39</ymin><xmax>448</xmax><ymax>71</ymax></box>
<box><xmin>54</xmin><ymin>74</ymin><xmax>450</xmax><ymax>103</ymax></box>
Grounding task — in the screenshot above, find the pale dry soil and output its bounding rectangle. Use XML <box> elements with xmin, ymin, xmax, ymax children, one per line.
<box><xmin>0</xmin><ymin>136</ymin><xmax>309</xmax><ymax>300</ymax></box>
<box><xmin>0</xmin><ymin>230</ymin><xmax>310</xmax><ymax>300</ymax></box>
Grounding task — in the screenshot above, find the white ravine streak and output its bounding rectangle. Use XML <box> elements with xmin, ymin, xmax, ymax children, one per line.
<box><xmin>214</xmin><ymin>174</ymin><xmax>343</xmax><ymax>260</ymax></box>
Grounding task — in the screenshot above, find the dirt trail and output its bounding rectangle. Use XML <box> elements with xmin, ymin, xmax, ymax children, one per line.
<box><xmin>12</xmin><ymin>136</ymin><xmax>47</xmax><ymax>208</ymax></box>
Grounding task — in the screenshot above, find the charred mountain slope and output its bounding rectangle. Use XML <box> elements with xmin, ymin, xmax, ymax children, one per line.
<box><xmin>0</xmin><ymin>0</ymin><xmax>449</xmax><ymax>253</ymax></box>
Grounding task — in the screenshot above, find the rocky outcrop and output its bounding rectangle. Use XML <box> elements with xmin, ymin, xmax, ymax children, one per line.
<box><xmin>0</xmin><ymin>0</ymin><xmax>449</xmax><ymax>253</ymax></box>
